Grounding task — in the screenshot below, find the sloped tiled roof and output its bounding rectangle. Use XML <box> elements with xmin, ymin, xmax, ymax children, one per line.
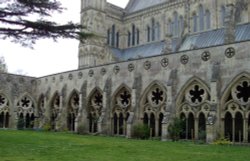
<box><xmin>125</xmin><ymin>0</ymin><xmax>167</xmax><ymax>13</ymax></box>
<box><xmin>111</xmin><ymin>23</ymin><xmax>250</xmax><ymax>61</ymax></box>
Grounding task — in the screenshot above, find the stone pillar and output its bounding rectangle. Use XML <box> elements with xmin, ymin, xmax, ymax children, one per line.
<box><xmin>206</xmin><ymin>111</ymin><xmax>217</xmax><ymax>143</ymax></box>
<box><xmin>244</xmin><ymin>118</ymin><xmax>248</xmax><ymax>143</ymax></box>
<box><xmin>98</xmin><ymin>91</ymin><xmax>106</xmax><ymax>134</ymax></box>
<box><xmin>126</xmin><ymin>89</ymin><xmax>136</xmax><ymax>138</ymax></box>
<box><xmin>126</xmin><ymin>112</ymin><xmax>134</xmax><ymax>139</ymax></box>
<box><xmin>3</xmin><ymin>113</ymin><xmax>6</xmax><ymax>128</ymax></box>
<box><xmin>195</xmin><ymin>118</ymin><xmax>199</xmax><ymax>140</ymax></box>
<box><xmin>161</xmin><ymin>112</ymin><xmax>170</xmax><ymax>141</ymax></box>
<box><xmin>232</xmin><ymin>118</ymin><xmax>235</xmax><ymax>143</ymax></box>
<box><xmin>75</xmin><ymin>93</ymin><xmax>83</xmax><ymax>133</ymax></box>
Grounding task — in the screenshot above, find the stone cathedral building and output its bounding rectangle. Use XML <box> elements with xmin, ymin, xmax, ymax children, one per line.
<box><xmin>1</xmin><ymin>0</ymin><xmax>250</xmax><ymax>143</ymax></box>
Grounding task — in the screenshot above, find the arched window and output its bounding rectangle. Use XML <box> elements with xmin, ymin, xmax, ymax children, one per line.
<box><xmin>173</xmin><ymin>12</ymin><xmax>178</xmax><ymax>37</ymax></box>
<box><xmin>127</xmin><ymin>31</ymin><xmax>131</xmax><ymax>47</ymax></box>
<box><xmin>116</xmin><ymin>32</ymin><xmax>119</xmax><ymax>48</ymax></box>
<box><xmin>205</xmin><ymin>10</ymin><xmax>211</xmax><ymax>30</ymax></box>
<box><xmin>167</xmin><ymin>19</ymin><xmax>172</xmax><ymax>35</ymax></box>
<box><xmin>221</xmin><ymin>6</ymin><xmax>226</xmax><ymax>27</ymax></box>
<box><xmin>111</xmin><ymin>24</ymin><xmax>115</xmax><ymax>46</ymax></box>
<box><xmin>179</xmin><ymin>16</ymin><xmax>184</xmax><ymax>36</ymax></box>
<box><xmin>151</xmin><ymin>18</ymin><xmax>155</xmax><ymax>41</ymax></box>
<box><xmin>107</xmin><ymin>24</ymin><xmax>119</xmax><ymax>47</ymax></box>
<box><xmin>136</xmin><ymin>28</ymin><xmax>140</xmax><ymax>45</ymax></box>
<box><xmin>132</xmin><ymin>24</ymin><xmax>136</xmax><ymax>46</ymax></box>
<box><xmin>193</xmin><ymin>12</ymin><xmax>198</xmax><ymax>32</ymax></box>
<box><xmin>155</xmin><ymin>22</ymin><xmax>160</xmax><ymax>40</ymax></box>
<box><xmin>147</xmin><ymin>26</ymin><xmax>151</xmax><ymax>42</ymax></box>
<box><xmin>107</xmin><ymin>29</ymin><xmax>110</xmax><ymax>45</ymax></box>
<box><xmin>199</xmin><ymin>5</ymin><xmax>204</xmax><ymax>31</ymax></box>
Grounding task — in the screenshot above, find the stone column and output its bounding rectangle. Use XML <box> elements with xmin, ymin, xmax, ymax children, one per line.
<box><xmin>3</xmin><ymin>113</ymin><xmax>6</xmax><ymax>128</ymax></box>
<box><xmin>75</xmin><ymin>93</ymin><xmax>82</xmax><ymax>133</ymax></box>
<box><xmin>232</xmin><ymin>118</ymin><xmax>235</xmax><ymax>143</ymax></box>
<box><xmin>244</xmin><ymin>118</ymin><xmax>248</xmax><ymax>143</ymax></box>
<box><xmin>126</xmin><ymin>89</ymin><xmax>136</xmax><ymax>138</ymax></box>
<box><xmin>195</xmin><ymin>118</ymin><xmax>199</xmax><ymax>140</ymax></box>
<box><xmin>98</xmin><ymin>91</ymin><xmax>106</xmax><ymax>134</ymax></box>
<box><xmin>161</xmin><ymin>112</ymin><xmax>170</xmax><ymax>141</ymax></box>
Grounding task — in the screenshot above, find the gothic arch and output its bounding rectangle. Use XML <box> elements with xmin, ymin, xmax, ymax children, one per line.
<box><xmin>139</xmin><ymin>81</ymin><xmax>167</xmax><ymax>137</ymax></box>
<box><xmin>66</xmin><ymin>89</ymin><xmax>80</xmax><ymax>131</ymax></box>
<box><xmin>0</xmin><ymin>93</ymin><xmax>10</xmax><ymax>128</ymax></box>
<box><xmin>221</xmin><ymin>72</ymin><xmax>250</xmax><ymax>106</ymax></box>
<box><xmin>176</xmin><ymin>77</ymin><xmax>211</xmax><ymax>140</ymax></box>
<box><xmin>220</xmin><ymin>72</ymin><xmax>250</xmax><ymax>142</ymax></box>
<box><xmin>49</xmin><ymin>91</ymin><xmax>60</xmax><ymax>130</ymax></box>
<box><xmin>16</xmin><ymin>93</ymin><xmax>36</xmax><ymax>129</ymax></box>
<box><xmin>111</xmin><ymin>84</ymin><xmax>132</xmax><ymax>136</ymax></box>
<box><xmin>87</xmin><ymin>87</ymin><xmax>103</xmax><ymax>133</ymax></box>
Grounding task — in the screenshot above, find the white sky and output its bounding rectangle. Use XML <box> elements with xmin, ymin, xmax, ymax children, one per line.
<box><xmin>0</xmin><ymin>0</ymin><xmax>128</xmax><ymax>77</ymax></box>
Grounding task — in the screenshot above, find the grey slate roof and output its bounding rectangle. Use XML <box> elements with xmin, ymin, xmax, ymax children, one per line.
<box><xmin>125</xmin><ymin>0</ymin><xmax>167</xmax><ymax>13</ymax></box>
<box><xmin>179</xmin><ymin>23</ymin><xmax>250</xmax><ymax>51</ymax></box>
<box><xmin>111</xmin><ymin>41</ymin><xmax>165</xmax><ymax>61</ymax></box>
<box><xmin>111</xmin><ymin>23</ymin><xmax>250</xmax><ymax>61</ymax></box>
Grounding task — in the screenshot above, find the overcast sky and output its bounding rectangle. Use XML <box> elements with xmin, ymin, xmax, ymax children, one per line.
<box><xmin>0</xmin><ymin>0</ymin><xmax>128</xmax><ymax>77</ymax></box>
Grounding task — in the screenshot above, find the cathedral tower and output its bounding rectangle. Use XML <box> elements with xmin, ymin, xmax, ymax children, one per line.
<box><xmin>79</xmin><ymin>0</ymin><xmax>112</xmax><ymax>68</ymax></box>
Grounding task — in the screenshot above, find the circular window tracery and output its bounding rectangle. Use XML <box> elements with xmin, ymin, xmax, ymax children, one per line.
<box><xmin>116</xmin><ymin>89</ymin><xmax>131</xmax><ymax>109</ymax></box>
<box><xmin>91</xmin><ymin>91</ymin><xmax>103</xmax><ymax>110</ymax></box>
<box><xmin>147</xmin><ymin>87</ymin><xmax>165</xmax><ymax>107</ymax></box>
<box><xmin>232</xmin><ymin>80</ymin><xmax>250</xmax><ymax>105</ymax></box>
<box><xmin>0</xmin><ymin>95</ymin><xmax>7</xmax><ymax>108</ymax></box>
<box><xmin>185</xmin><ymin>84</ymin><xmax>207</xmax><ymax>105</ymax></box>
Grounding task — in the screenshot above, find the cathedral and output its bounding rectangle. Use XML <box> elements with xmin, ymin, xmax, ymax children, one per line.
<box><xmin>1</xmin><ymin>0</ymin><xmax>250</xmax><ymax>143</ymax></box>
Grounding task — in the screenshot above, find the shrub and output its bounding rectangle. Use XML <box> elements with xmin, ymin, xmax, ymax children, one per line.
<box><xmin>132</xmin><ymin>124</ymin><xmax>150</xmax><ymax>139</ymax></box>
<box><xmin>77</xmin><ymin>124</ymin><xmax>87</xmax><ymax>135</ymax></box>
<box><xmin>168</xmin><ymin>117</ymin><xmax>184</xmax><ymax>141</ymax></box>
<box><xmin>42</xmin><ymin>123</ymin><xmax>52</xmax><ymax>131</ymax></box>
<box><xmin>213</xmin><ymin>137</ymin><xmax>232</xmax><ymax>145</ymax></box>
<box><xmin>17</xmin><ymin>118</ymin><xmax>25</xmax><ymax>130</ymax></box>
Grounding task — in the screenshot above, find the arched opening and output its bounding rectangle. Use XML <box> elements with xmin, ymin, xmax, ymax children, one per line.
<box><xmin>25</xmin><ymin>113</ymin><xmax>30</xmax><ymax>128</ymax></box>
<box><xmin>188</xmin><ymin>113</ymin><xmax>195</xmax><ymax>139</ymax></box>
<box><xmin>31</xmin><ymin>113</ymin><xmax>35</xmax><ymax>128</ymax></box>
<box><xmin>119</xmin><ymin>113</ymin><xmax>124</xmax><ymax>135</ymax></box>
<box><xmin>89</xmin><ymin>113</ymin><xmax>97</xmax><ymax>133</ymax></box>
<box><xmin>18</xmin><ymin>113</ymin><xmax>24</xmax><ymax>129</ymax></box>
<box><xmin>113</xmin><ymin>113</ymin><xmax>118</xmax><ymax>135</ymax></box>
<box><xmin>150</xmin><ymin>113</ymin><xmax>155</xmax><ymax>137</ymax></box>
<box><xmin>248</xmin><ymin>114</ymin><xmax>250</xmax><ymax>143</ymax></box>
<box><xmin>89</xmin><ymin>113</ymin><xmax>93</xmax><ymax>133</ymax></box>
<box><xmin>0</xmin><ymin>112</ymin><xmax>3</xmax><ymax>128</ymax></box>
<box><xmin>51</xmin><ymin>113</ymin><xmax>56</xmax><ymax>130</ymax></box>
<box><xmin>224</xmin><ymin>112</ymin><xmax>232</xmax><ymax>141</ymax></box>
<box><xmin>143</xmin><ymin>113</ymin><xmax>149</xmax><ymax>126</ymax></box>
<box><xmin>158</xmin><ymin>113</ymin><xmax>164</xmax><ymax>137</ymax></box>
<box><xmin>67</xmin><ymin>113</ymin><xmax>75</xmax><ymax>132</ymax></box>
<box><xmin>180</xmin><ymin>113</ymin><xmax>186</xmax><ymax>139</ymax></box>
<box><xmin>198</xmin><ymin>113</ymin><xmax>206</xmax><ymax>140</ymax></box>
<box><xmin>125</xmin><ymin>112</ymin><xmax>130</xmax><ymax>135</ymax></box>
<box><xmin>5</xmin><ymin>112</ymin><xmax>9</xmax><ymax>128</ymax></box>
<box><xmin>235</xmin><ymin>112</ymin><xmax>243</xmax><ymax>142</ymax></box>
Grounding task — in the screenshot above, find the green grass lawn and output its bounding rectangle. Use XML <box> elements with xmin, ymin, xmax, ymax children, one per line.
<box><xmin>0</xmin><ymin>130</ymin><xmax>249</xmax><ymax>161</ymax></box>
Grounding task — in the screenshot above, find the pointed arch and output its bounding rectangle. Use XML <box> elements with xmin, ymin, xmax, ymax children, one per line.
<box><xmin>221</xmin><ymin>72</ymin><xmax>250</xmax><ymax>106</ymax></box>
<box><xmin>221</xmin><ymin>72</ymin><xmax>250</xmax><ymax>142</ymax></box>
<box><xmin>176</xmin><ymin>76</ymin><xmax>210</xmax><ymax>108</ymax></box>
<box><xmin>140</xmin><ymin>80</ymin><xmax>167</xmax><ymax>113</ymax></box>
<box><xmin>111</xmin><ymin>84</ymin><xmax>132</xmax><ymax>136</ymax></box>
<box><xmin>49</xmin><ymin>91</ymin><xmax>60</xmax><ymax>130</ymax></box>
<box><xmin>140</xmin><ymin>81</ymin><xmax>167</xmax><ymax>137</ymax></box>
<box><xmin>87</xmin><ymin>87</ymin><xmax>103</xmax><ymax>133</ymax></box>
<box><xmin>67</xmin><ymin>89</ymin><xmax>80</xmax><ymax>132</ymax></box>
